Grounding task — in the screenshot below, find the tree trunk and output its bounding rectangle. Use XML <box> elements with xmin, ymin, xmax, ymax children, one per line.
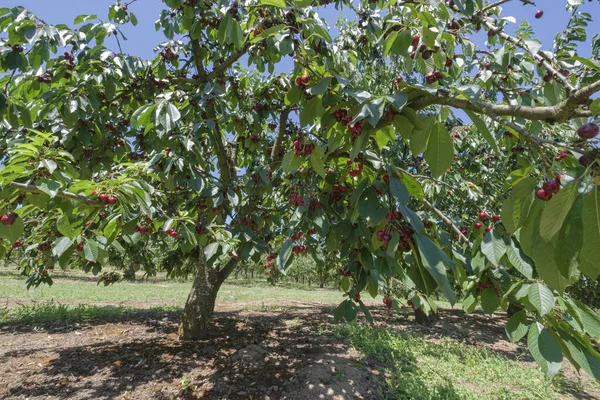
<box><xmin>319</xmin><ymin>282</ymin><xmax>324</xmax><ymax>288</ymax></box>
<box><xmin>414</xmin><ymin>308</ymin><xmax>437</xmax><ymax>325</ymax></box>
<box><xmin>507</xmin><ymin>303</ymin><xmax>522</xmax><ymax>318</ymax></box>
<box><xmin>178</xmin><ymin>253</ymin><xmax>238</xmax><ymax>340</ymax></box>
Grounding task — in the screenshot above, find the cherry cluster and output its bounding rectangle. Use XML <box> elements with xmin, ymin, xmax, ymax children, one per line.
<box><xmin>393</xmin><ymin>76</ymin><xmax>403</xmax><ymax>90</ymax></box>
<box><xmin>164</xmin><ymin>228</ymin><xmax>179</xmax><ymax>238</ymax></box>
<box><xmin>329</xmin><ymin>184</ymin><xmax>346</xmax><ymax>203</ymax></box>
<box><xmin>292</xmin><ymin>140</ymin><xmax>315</xmax><ymax>156</ymax></box>
<box><xmin>554</xmin><ymin>150</ymin><xmax>568</xmax><ymax>161</ymax></box>
<box><xmin>476</xmin><ymin>281</ymin><xmax>501</xmax><ymax>296</ymax></box>
<box><xmin>161</xmin><ymin>48</ymin><xmax>179</xmax><ymax>63</ymax></box>
<box><xmin>94</xmin><ymin>192</ymin><xmax>118</xmax><ymax>206</ymax></box>
<box><xmin>37</xmin><ymin>242</ymin><xmax>52</xmax><ymax>252</ymax></box>
<box><xmin>292</xmin><ymin>244</ymin><xmax>306</xmax><ymax>255</ymax></box>
<box><xmin>334</xmin><ymin>109</ymin><xmax>351</xmax><ymax>125</ymax></box>
<box><xmin>382</xmin><ymin>297</ymin><xmax>393</xmax><ymax>310</ymax></box>
<box><xmin>291</xmin><ymin>231</ymin><xmax>304</xmax><ymax>241</ymax></box>
<box><xmin>309</xmin><ymin>198</ymin><xmax>321</xmax><ymax>212</ymax></box>
<box><xmin>12</xmin><ymin>241</ymin><xmax>24</xmax><ymax>248</ymax></box>
<box><xmin>295</xmin><ymin>75</ymin><xmax>309</xmax><ymax>89</ymax></box>
<box><xmin>290</xmin><ymin>191</ymin><xmax>305</xmax><ymax>207</ymax></box>
<box><xmin>0</xmin><ymin>212</ymin><xmax>18</xmax><ymax>226</ymax></box>
<box><xmin>347</xmin><ymin>160</ymin><xmax>364</xmax><ymax>178</ymax></box>
<box><xmin>425</xmin><ymin>71</ymin><xmax>444</xmax><ymax>84</ymax></box>
<box><xmin>376</xmin><ymin>217</ymin><xmax>415</xmax><ymax>252</ymax></box>
<box><xmin>348</xmin><ymin>120</ymin><xmax>363</xmax><ymax>141</ymax></box>
<box><xmin>11</xmin><ymin>44</ymin><xmax>24</xmax><ymax>53</ymax></box>
<box><xmin>36</xmin><ymin>71</ymin><xmax>52</xmax><ymax>84</ymax></box>
<box><xmin>536</xmin><ymin>175</ymin><xmax>561</xmax><ymax>201</ymax></box>
<box><xmin>133</xmin><ymin>225</ymin><xmax>152</xmax><ymax>235</ymax></box>
<box><xmin>338</xmin><ymin>267</ymin><xmax>352</xmax><ymax>277</ymax></box>
<box><xmin>251</xmin><ymin>173</ymin><xmax>261</xmax><ymax>183</ymax></box>
<box><xmin>241</xmin><ymin>217</ymin><xmax>257</xmax><ymax>229</ymax></box>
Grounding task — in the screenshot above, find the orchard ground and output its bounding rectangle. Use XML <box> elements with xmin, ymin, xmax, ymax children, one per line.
<box><xmin>0</xmin><ymin>268</ymin><xmax>599</xmax><ymax>400</ymax></box>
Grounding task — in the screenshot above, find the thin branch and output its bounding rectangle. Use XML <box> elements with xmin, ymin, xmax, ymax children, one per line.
<box><xmin>206</xmin><ymin>47</ymin><xmax>248</xmax><ymax>81</ymax></box>
<box><xmin>8</xmin><ymin>182</ymin><xmax>100</xmax><ymax>206</ymax></box>
<box><xmin>271</xmin><ymin>107</ymin><xmax>291</xmax><ymax>162</ymax></box>
<box><xmin>480</xmin><ymin>0</ymin><xmax>513</xmax><ymax>14</ymax></box>
<box><xmin>423</xmin><ymin>198</ymin><xmax>473</xmax><ymax>249</ymax></box>
<box><xmin>190</xmin><ymin>40</ymin><xmax>208</xmax><ymax>82</ymax></box>
<box><xmin>478</xmin><ymin>16</ymin><xmax>575</xmax><ymax>92</ymax></box>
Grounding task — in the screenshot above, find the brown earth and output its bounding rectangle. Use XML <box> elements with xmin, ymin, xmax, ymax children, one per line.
<box><xmin>0</xmin><ymin>300</ymin><xmax>598</xmax><ymax>400</ymax></box>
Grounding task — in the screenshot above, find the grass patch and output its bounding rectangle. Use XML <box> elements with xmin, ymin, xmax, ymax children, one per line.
<box><xmin>335</xmin><ymin>324</ymin><xmax>586</xmax><ymax>400</ymax></box>
<box><xmin>0</xmin><ymin>301</ymin><xmax>180</xmax><ymax>325</ymax></box>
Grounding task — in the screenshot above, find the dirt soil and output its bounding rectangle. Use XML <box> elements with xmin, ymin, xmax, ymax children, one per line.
<box><xmin>0</xmin><ymin>300</ymin><xmax>598</xmax><ymax>400</ymax></box>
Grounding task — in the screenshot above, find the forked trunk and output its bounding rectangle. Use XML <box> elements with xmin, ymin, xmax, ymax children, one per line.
<box><xmin>178</xmin><ymin>252</ymin><xmax>235</xmax><ymax>340</ymax></box>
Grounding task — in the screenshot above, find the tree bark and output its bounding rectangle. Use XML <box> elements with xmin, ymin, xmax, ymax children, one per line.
<box><xmin>507</xmin><ymin>303</ymin><xmax>522</xmax><ymax>318</ymax></box>
<box><xmin>178</xmin><ymin>252</ymin><xmax>238</xmax><ymax>340</ymax></box>
<box><xmin>414</xmin><ymin>308</ymin><xmax>437</xmax><ymax>325</ymax></box>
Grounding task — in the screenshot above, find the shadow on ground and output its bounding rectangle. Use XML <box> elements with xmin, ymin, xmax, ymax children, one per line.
<box><xmin>0</xmin><ymin>303</ymin><xmax>501</xmax><ymax>400</ymax></box>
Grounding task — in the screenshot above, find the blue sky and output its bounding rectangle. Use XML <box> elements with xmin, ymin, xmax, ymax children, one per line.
<box><xmin>3</xmin><ymin>0</ymin><xmax>596</xmax><ymax>66</ymax></box>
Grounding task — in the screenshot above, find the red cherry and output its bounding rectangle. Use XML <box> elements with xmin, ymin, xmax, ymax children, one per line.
<box><xmin>535</xmin><ymin>10</ymin><xmax>544</xmax><ymax>19</ymax></box>
<box><xmin>478</xmin><ymin>212</ymin><xmax>487</xmax><ymax>221</ymax></box>
<box><xmin>107</xmin><ymin>197</ymin><xmax>118</xmax><ymax>205</ymax></box>
<box><xmin>491</xmin><ymin>215</ymin><xmax>501</xmax><ymax>222</ymax></box>
<box><xmin>474</xmin><ymin>222</ymin><xmax>482</xmax><ymax>229</ymax></box>
<box><xmin>536</xmin><ymin>189</ymin><xmax>553</xmax><ymax>201</ymax></box>
<box><xmin>98</xmin><ymin>193</ymin><xmax>109</xmax><ymax>203</ymax></box>
<box><xmin>577</xmin><ymin>123</ymin><xmax>599</xmax><ymax>140</ymax></box>
<box><xmin>411</xmin><ymin>35</ymin><xmax>420</xmax><ymax>48</ymax></box>
<box><xmin>542</xmin><ymin>180</ymin><xmax>560</xmax><ymax>194</ymax></box>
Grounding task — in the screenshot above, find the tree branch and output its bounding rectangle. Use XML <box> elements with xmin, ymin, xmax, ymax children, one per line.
<box><xmin>207</xmin><ymin>47</ymin><xmax>248</xmax><ymax>81</ymax></box>
<box><xmin>478</xmin><ymin>16</ymin><xmax>575</xmax><ymax>92</ymax></box>
<box><xmin>410</xmin><ymin>92</ymin><xmax>592</xmax><ymax>122</ymax></box>
<box><xmin>271</xmin><ymin>107</ymin><xmax>291</xmax><ymax>162</ymax></box>
<box><xmin>190</xmin><ymin>40</ymin><xmax>208</xmax><ymax>82</ymax></box>
<box><xmin>423</xmin><ymin>198</ymin><xmax>473</xmax><ymax>249</ymax></box>
<box><xmin>8</xmin><ymin>182</ymin><xmax>100</xmax><ymax>206</ymax></box>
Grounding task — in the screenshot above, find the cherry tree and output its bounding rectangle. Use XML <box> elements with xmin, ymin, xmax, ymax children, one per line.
<box><xmin>1</xmin><ymin>0</ymin><xmax>599</xmax><ymax>380</ymax></box>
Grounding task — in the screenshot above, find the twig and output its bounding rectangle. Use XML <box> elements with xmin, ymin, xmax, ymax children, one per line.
<box><xmin>8</xmin><ymin>182</ymin><xmax>100</xmax><ymax>206</ymax></box>
<box><xmin>423</xmin><ymin>198</ymin><xmax>473</xmax><ymax>249</ymax></box>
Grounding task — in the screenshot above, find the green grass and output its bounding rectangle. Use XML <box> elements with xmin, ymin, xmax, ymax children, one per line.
<box><xmin>0</xmin><ymin>302</ymin><xmax>179</xmax><ymax>325</ymax></box>
<box><xmin>0</xmin><ymin>268</ymin><xmax>347</xmax><ymax>307</ymax></box>
<box><xmin>334</xmin><ymin>324</ymin><xmax>596</xmax><ymax>400</ymax></box>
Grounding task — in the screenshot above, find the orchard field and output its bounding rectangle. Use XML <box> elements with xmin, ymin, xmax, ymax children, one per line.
<box><xmin>1</xmin><ymin>266</ymin><xmax>599</xmax><ymax>399</ymax></box>
<box><xmin>2</xmin><ymin>0</ymin><xmax>600</xmax><ymax>398</ymax></box>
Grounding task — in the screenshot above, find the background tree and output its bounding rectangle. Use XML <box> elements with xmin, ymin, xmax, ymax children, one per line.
<box><xmin>1</xmin><ymin>0</ymin><xmax>599</xmax><ymax>380</ymax></box>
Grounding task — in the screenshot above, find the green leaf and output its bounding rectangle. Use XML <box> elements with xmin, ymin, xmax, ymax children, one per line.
<box><xmin>502</xmin><ymin>177</ymin><xmax>537</xmax><ymax>235</ymax></box>
<box><xmin>505</xmin><ymin>239</ymin><xmax>533</xmax><ymax>279</ymax></box>
<box><xmin>389</xmin><ymin>177</ymin><xmax>409</xmax><ymax>205</ymax></box>
<box><xmin>333</xmin><ymin>299</ymin><xmax>358</xmax><ymax>323</ymax></box>
<box><xmin>505</xmin><ymin>310</ymin><xmax>529</xmax><ymax>343</ymax></box>
<box><xmin>310</xmin><ymin>145</ymin><xmax>326</xmax><ymax>178</ymax></box>
<box><xmin>481</xmin><ymin>230</ymin><xmax>507</xmax><ymax>266</ymax></box>
<box><xmin>425</xmin><ymin>122</ymin><xmax>454</xmax><ymax>178</ymax></box>
<box><xmin>204</xmin><ymin>242</ymin><xmax>220</xmax><ymax>263</ymax></box>
<box><xmin>539</xmin><ymin>182</ymin><xmax>579</xmax><ymax>242</ymax></box>
<box><xmin>528</xmin><ymin>283</ymin><xmax>555</xmax><ymax>316</ymax></box>
<box><xmin>557</xmin><ymin>328</ymin><xmax>600</xmax><ymax>381</ymax></box>
<box><xmin>250</xmin><ymin>24</ymin><xmax>286</xmax><ymax>43</ymax></box>
<box><xmin>299</xmin><ymin>96</ymin><xmax>323</xmax><ymax>127</ymax></box>
<box><xmin>480</xmin><ymin>287</ymin><xmax>500</xmax><ymax>314</ymax></box>
<box><xmin>83</xmin><ymin>239</ymin><xmax>99</xmax><ymax>263</ymax></box>
<box><xmin>465</xmin><ymin>111</ymin><xmax>499</xmax><ymax>154</ymax></box>
<box><xmin>52</xmin><ymin>237</ymin><xmax>73</xmax><ymax>258</ymax></box>
<box><xmin>590</xmin><ymin>98</ymin><xmax>600</xmax><ymax>115</ymax></box>
<box><xmin>579</xmin><ymin>189</ymin><xmax>600</xmax><ymax>279</ymax></box>
<box><xmin>36</xmin><ymin>179</ymin><xmax>62</xmax><ymax>198</ymax></box>
<box><xmin>400</xmin><ymin>172</ymin><xmax>424</xmax><ymax>201</ymax></box>
<box><xmin>374</xmin><ymin>125</ymin><xmax>395</xmax><ymax>149</ymax></box>
<box><xmin>103</xmin><ymin>215</ymin><xmax>120</xmax><ymax>244</ymax></box>
<box><xmin>309</xmin><ymin>77</ymin><xmax>331</xmax><ymax>96</ymax></box>
<box><xmin>278</xmin><ymin>238</ymin><xmax>293</xmax><ymax>272</ymax></box>
<box><xmin>414</xmin><ymin>234</ymin><xmax>456</xmax><ymax>304</ymax></box>
<box><xmin>0</xmin><ymin>217</ymin><xmax>24</xmax><ymax>243</ymax></box>
<box><xmin>259</xmin><ymin>0</ymin><xmax>286</xmax><ymax>7</ymax></box>
<box><xmin>528</xmin><ymin>323</ymin><xmax>563</xmax><ymax>378</ymax></box>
